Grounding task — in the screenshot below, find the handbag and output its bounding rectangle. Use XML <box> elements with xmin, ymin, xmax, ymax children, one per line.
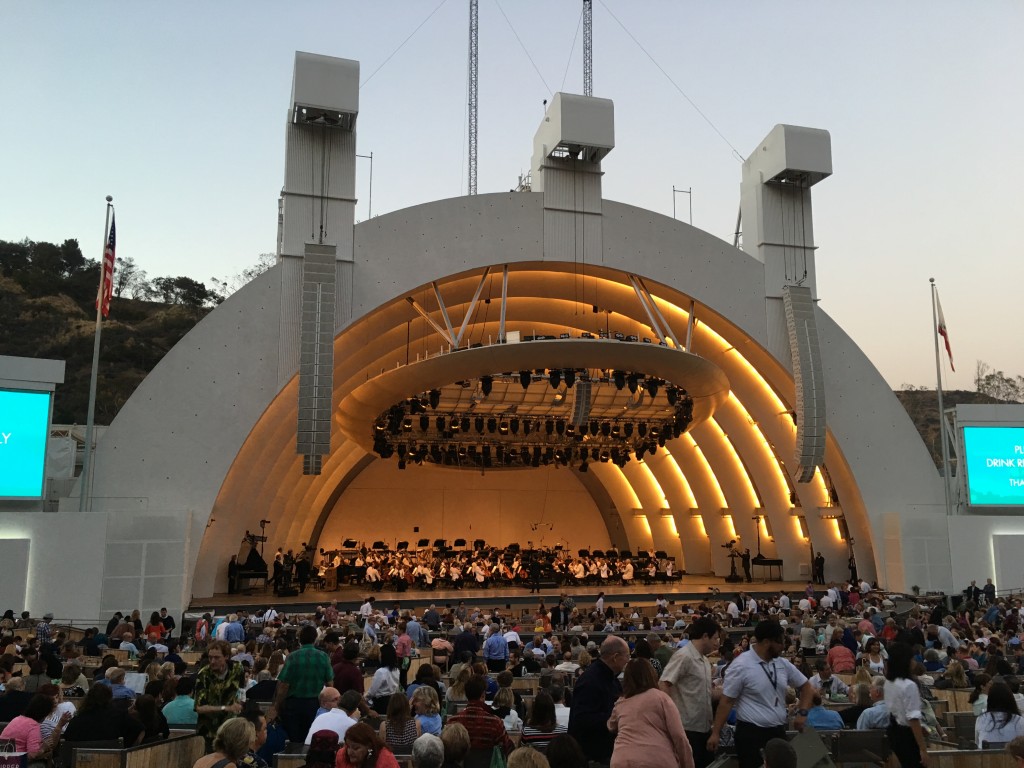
<box><xmin>489</xmin><ymin>746</ymin><xmax>506</xmax><ymax>768</ymax></box>
<box><xmin>0</xmin><ymin>741</ymin><xmax>27</xmax><ymax>768</ymax></box>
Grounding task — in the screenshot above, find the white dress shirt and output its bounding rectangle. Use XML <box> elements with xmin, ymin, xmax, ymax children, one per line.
<box><xmin>722</xmin><ymin>648</ymin><xmax>808</xmax><ymax>727</ymax></box>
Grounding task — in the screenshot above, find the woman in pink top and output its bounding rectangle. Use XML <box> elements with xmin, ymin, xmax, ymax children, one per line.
<box><xmin>0</xmin><ymin>692</ymin><xmax>72</xmax><ymax>763</ymax></box>
<box><xmin>608</xmin><ymin>659</ymin><xmax>694</xmax><ymax>768</ymax></box>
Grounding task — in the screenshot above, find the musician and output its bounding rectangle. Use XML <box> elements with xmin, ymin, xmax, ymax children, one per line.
<box><xmin>620</xmin><ymin>559</ymin><xmax>635</xmax><ymax>586</ymax></box>
<box><xmin>228</xmin><ymin>555</ymin><xmax>238</xmax><ymax>594</ymax></box>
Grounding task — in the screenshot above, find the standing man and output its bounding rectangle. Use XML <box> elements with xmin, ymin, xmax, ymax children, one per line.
<box><xmin>482</xmin><ymin>623</ymin><xmax>508</xmax><ymax>673</ymax></box>
<box><xmin>159</xmin><ymin>607</ymin><xmax>176</xmax><ymax>639</ymax></box>
<box><xmin>568</xmin><ymin>635</ymin><xmax>629</xmax><ymax>765</ymax></box>
<box><xmin>529</xmin><ymin>557</ymin><xmax>542</xmax><ymax>594</ymax></box>
<box><xmin>268</xmin><ymin>625</ymin><xmax>334</xmax><ymax>743</ymax></box>
<box><xmin>741</xmin><ymin>549</ymin><xmax>753</xmax><ymax>583</ymax></box>
<box><xmin>660</xmin><ymin>617</ymin><xmax>722</xmax><ymax>768</ymax></box>
<box><xmin>708</xmin><ymin>620</ymin><xmax>814</xmax><ymax>768</ymax></box>
<box><xmin>814</xmin><ymin>552</ymin><xmax>826</xmax><ymax>585</ymax></box>
<box><xmin>193</xmin><ymin>640</ymin><xmax>245</xmax><ymax>748</ymax></box>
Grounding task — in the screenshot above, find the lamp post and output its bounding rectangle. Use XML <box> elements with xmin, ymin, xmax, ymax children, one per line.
<box><xmin>672</xmin><ymin>185</ymin><xmax>692</xmax><ymax>225</ymax></box>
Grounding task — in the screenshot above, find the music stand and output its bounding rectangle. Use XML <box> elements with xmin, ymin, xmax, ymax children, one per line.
<box><xmin>473</xmin><ymin>539</ymin><xmax>485</xmax><ymax>551</ymax></box>
<box><xmin>417</xmin><ymin>538</ymin><xmax>430</xmax><ymax>548</ymax></box>
<box><xmin>372</xmin><ymin>540</ymin><xmax>386</xmax><ymax>550</ymax></box>
<box><xmin>397</xmin><ymin>541</ymin><xmax>409</xmax><ymax>551</ymax></box>
<box><xmin>454</xmin><ymin>538</ymin><xmax>467</xmax><ymax>549</ymax></box>
<box><xmin>342</xmin><ymin>539</ymin><xmax>357</xmax><ymax>548</ymax></box>
<box><xmin>433</xmin><ymin>538</ymin><xmax>447</xmax><ymax>549</ymax></box>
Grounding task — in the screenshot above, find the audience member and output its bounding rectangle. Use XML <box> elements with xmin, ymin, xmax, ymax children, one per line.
<box><xmin>608</xmin><ymin>658</ymin><xmax>693</xmax><ymax>768</ymax></box>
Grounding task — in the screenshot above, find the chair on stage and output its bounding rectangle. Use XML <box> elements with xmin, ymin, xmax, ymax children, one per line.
<box><xmin>473</xmin><ymin>538</ymin><xmax>485</xmax><ymax>551</ymax></box>
<box><xmin>454</xmin><ymin>538</ymin><xmax>467</xmax><ymax>549</ymax></box>
<box><xmin>433</xmin><ymin>538</ymin><xmax>448</xmax><ymax>550</ymax></box>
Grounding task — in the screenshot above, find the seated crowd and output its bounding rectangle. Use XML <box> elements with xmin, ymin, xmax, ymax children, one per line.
<box><xmin>3</xmin><ymin>574</ymin><xmax>1024</xmax><ymax>768</ymax></box>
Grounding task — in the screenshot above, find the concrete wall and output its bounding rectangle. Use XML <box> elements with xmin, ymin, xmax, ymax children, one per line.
<box><xmin>948</xmin><ymin>516</ymin><xmax>1024</xmax><ymax>594</ymax></box>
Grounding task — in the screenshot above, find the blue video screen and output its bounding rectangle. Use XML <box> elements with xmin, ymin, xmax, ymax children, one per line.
<box><xmin>0</xmin><ymin>389</ymin><xmax>52</xmax><ymax>499</ymax></box>
<box><xmin>963</xmin><ymin>426</ymin><xmax>1024</xmax><ymax>507</ymax></box>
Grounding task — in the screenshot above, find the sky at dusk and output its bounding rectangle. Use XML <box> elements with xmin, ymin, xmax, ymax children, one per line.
<box><xmin>2</xmin><ymin>1</ymin><xmax>1021</xmax><ymax>390</ymax></box>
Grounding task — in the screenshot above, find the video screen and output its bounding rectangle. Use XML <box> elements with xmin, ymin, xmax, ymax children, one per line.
<box><xmin>0</xmin><ymin>389</ymin><xmax>52</xmax><ymax>499</ymax></box>
<box><xmin>963</xmin><ymin>426</ymin><xmax>1024</xmax><ymax>507</ymax></box>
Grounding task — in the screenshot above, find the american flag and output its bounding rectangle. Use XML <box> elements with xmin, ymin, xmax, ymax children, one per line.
<box><xmin>936</xmin><ymin>290</ymin><xmax>954</xmax><ymax>372</ymax></box>
<box><xmin>97</xmin><ymin>213</ymin><xmax>116</xmax><ymax>317</ymax></box>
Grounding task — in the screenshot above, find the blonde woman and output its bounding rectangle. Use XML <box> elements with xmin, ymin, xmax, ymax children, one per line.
<box><xmin>445</xmin><ymin>667</ymin><xmax>471</xmax><ymax>710</ymax></box>
<box><xmin>192</xmin><ymin>717</ymin><xmax>255</xmax><ymax>768</ymax></box>
<box><xmin>492</xmin><ymin>687</ymin><xmax>523</xmax><ymax>731</ymax></box>
<box><xmin>411</xmin><ymin>686</ymin><xmax>442</xmax><ymax>735</ymax></box>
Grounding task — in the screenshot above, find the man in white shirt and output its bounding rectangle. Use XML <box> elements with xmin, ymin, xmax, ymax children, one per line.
<box><xmin>358</xmin><ymin>597</ymin><xmax>375</xmax><ymax>620</ymax></box>
<box><xmin>819</xmin><ymin>593</ymin><xmax>834</xmax><ymax>611</ymax></box>
<box><xmin>660</xmin><ymin>616</ymin><xmax>721</xmax><ymax>768</ymax></box>
<box><xmin>778</xmin><ymin>592</ymin><xmax>791</xmax><ymax>611</ymax></box>
<box><xmin>708</xmin><ymin>620</ymin><xmax>815</xmax><ymax>768</ymax></box>
<box><xmin>305</xmin><ymin>689</ymin><xmax>361</xmax><ymax>744</ymax></box>
<box><xmin>551</xmin><ymin>684</ymin><xmax>571</xmax><ymax>728</ymax></box>
<box><xmin>727</xmin><ymin>601</ymin><xmax>741</xmax><ymax>621</ymax></box>
<box><xmin>807</xmin><ymin>661</ymin><xmax>850</xmax><ymax>697</ymax></box>
<box><xmin>595</xmin><ymin>592</ymin><xmax>605</xmax><ymax>615</ymax></box>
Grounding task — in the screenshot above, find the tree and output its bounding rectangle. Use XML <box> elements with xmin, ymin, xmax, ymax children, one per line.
<box><xmin>151</xmin><ymin>275</ymin><xmax>224</xmax><ymax>309</ymax></box>
<box><xmin>213</xmin><ymin>252</ymin><xmax>277</xmax><ymax>296</ymax></box>
<box><xmin>975</xmin><ymin>360</ymin><xmax>1023</xmax><ymax>403</ymax></box>
<box><xmin>113</xmin><ymin>256</ymin><xmax>148</xmax><ymax>299</ymax></box>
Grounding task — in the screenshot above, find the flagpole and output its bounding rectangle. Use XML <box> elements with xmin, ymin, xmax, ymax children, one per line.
<box><xmin>930</xmin><ymin>277</ymin><xmax>954</xmax><ymax>518</ymax></box>
<box><xmin>80</xmin><ymin>195</ymin><xmax>114</xmax><ymax>512</ymax></box>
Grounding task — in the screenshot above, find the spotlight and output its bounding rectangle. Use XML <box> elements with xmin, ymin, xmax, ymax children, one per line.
<box><xmin>435</xmin><ymin>416</ymin><xmax>446</xmax><ymax>432</ymax></box>
<box><xmin>636</xmin><ymin>444</ymin><xmax>647</xmax><ymax>460</ymax></box>
<box><xmin>564</xmin><ymin>369</ymin><xmax>576</xmax><ymax>388</ymax></box>
<box><xmin>549</xmin><ymin>369</ymin><xmax>562</xmax><ymax>389</ymax></box>
<box><xmin>475</xmin><ymin>416</ymin><xmax>484</xmax><ymax>434</ymax></box>
<box><xmin>429</xmin><ymin>389</ymin><xmax>441</xmax><ymax>409</ymax></box>
<box><xmin>461</xmin><ymin>417</ymin><xmax>470</xmax><ymax>432</ymax></box>
<box><xmin>611</xmin><ymin>424</ymin><xmax>620</xmax><ymax>438</ymax></box>
<box><xmin>623</xmin><ymin>422</ymin><xmax>634</xmax><ymax>438</ymax></box>
<box><xmin>523</xmin><ymin>420</ymin><xmax>532</xmax><ymax>436</ymax></box>
<box><xmin>481</xmin><ymin>376</ymin><xmax>493</xmax><ymax>396</ymax></box>
<box><xmin>519</xmin><ymin>371</ymin><xmax>531</xmax><ymax>389</ymax></box>
<box><xmin>487</xmin><ymin>418</ymin><xmax>497</xmax><ymax>434</ymax></box>
<box><xmin>510</xmin><ymin>417</ymin><xmax>519</xmax><ymax>435</ymax></box>
<box><xmin>590</xmin><ymin>420</ymin><xmax>599</xmax><ymax>436</ymax></box>
<box><xmin>521</xmin><ymin>447</ymin><xmax>531</xmax><ymax>463</ymax></box>
<box><xmin>578</xmin><ymin>422</ymin><xmax>588</xmax><ymax>436</ymax></box>
<box><xmin>402</xmin><ymin>418</ymin><xmax>413</xmax><ymax>433</ymax></box>
<box><xmin>556</xmin><ymin>420</ymin><xmax>565</xmax><ymax>435</ymax></box>
<box><xmin>420</xmin><ymin>415</ymin><xmax>430</xmax><ymax>431</ymax></box>
<box><xmin>611</xmin><ymin>448</ymin><xmax>620</xmax><ymax>464</ymax></box>
<box><xmin>648</xmin><ymin>442</ymin><xmax>658</xmax><ymax>456</ymax></box>
<box><xmin>397</xmin><ymin>444</ymin><xmax>407</xmax><ymax>459</ymax></box>
<box><xmin>613</xmin><ymin>370</ymin><xmax>625</xmax><ymax>390</ymax></box>
<box><xmin>599</xmin><ymin>450</ymin><xmax>610</xmax><ymax>463</ymax></box>
<box><xmin>627</xmin><ymin>373</ymin><xmax>639</xmax><ymax>394</ymax></box>
<box><xmin>646</xmin><ymin>378</ymin><xmax>659</xmax><ymax>400</ymax></box>
<box><xmin>667</xmin><ymin>387</ymin><xmax>678</xmax><ymax>405</ymax></box>
<box><xmin>601</xmin><ymin>422</ymin><xmax>611</xmax><ymax>437</ymax></box>
<box><xmin>545</xmin><ymin>420</ymin><xmax>555</xmax><ymax>435</ymax></box>
<box><xmin>499</xmin><ymin>420</ymin><xmax>509</xmax><ymax>435</ymax></box>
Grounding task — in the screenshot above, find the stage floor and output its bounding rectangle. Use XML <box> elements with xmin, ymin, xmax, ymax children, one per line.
<box><xmin>188</xmin><ymin>574</ymin><xmax>812</xmax><ymax>616</ymax></box>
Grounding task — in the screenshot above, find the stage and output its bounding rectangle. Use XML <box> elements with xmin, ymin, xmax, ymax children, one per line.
<box><xmin>187</xmin><ymin>573</ymin><xmax>813</xmax><ymax>617</ymax></box>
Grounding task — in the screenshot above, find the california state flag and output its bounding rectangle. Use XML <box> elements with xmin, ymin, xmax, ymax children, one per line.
<box><xmin>936</xmin><ymin>291</ymin><xmax>954</xmax><ymax>372</ymax></box>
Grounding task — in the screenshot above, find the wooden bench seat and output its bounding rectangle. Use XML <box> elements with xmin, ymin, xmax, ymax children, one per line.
<box><xmin>68</xmin><ymin>733</ymin><xmax>204</xmax><ymax>768</ymax></box>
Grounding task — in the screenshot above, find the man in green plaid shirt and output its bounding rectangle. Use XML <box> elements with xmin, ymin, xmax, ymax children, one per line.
<box><xmin>268</xmin><ymin>624</ymin><xmax>333</xmax><ymax>742</ymax></box>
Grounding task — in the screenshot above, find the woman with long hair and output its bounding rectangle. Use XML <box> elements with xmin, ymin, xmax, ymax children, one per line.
<box><xmin>64</xmin><ymin>683</ymin><xmax>145</xmax><ymax>746</ymax></box>
<box><xmin>935</xmin><ymin>661</ymin><xmax>969</xmax><ymax>690</ymax></box>
<box><xmin>860</xmin><ymin>638</ymin><xmax>887</xmax><ymax>675</ymax></box>
<box><xmin>133</xmin><ymin>693</ymin><xmax>170</xmax><ymax>743</ymax></box>
<box><xmin>607</xmin><ymin>658</ymin><xmax>692</xmax><ymax>768</ymax></box>
<box><xmin>884</xmin><ymin>642</ymin><xmax>929</xmax><ymax>768</ymax></box>
<box><xmin>972</xmin><ymin>673</ymin><xmax>994</xmax><ymax>716</ymax></box>
<box><xmin>632</xmin><ymin>638</ymin><xmax>662</xmax><ymax>675</ymax></box>
<box><xmin>335</xmin><ymin>721</ymin><xmax>400</xmax><ymax>768</ymax></box>
<box><xmin>521</xmin><ymin>691</ymin><xmax>567</xmax><ymax>752</ymax></box>
<box><xmin>491</xmin><ymin>687</ymin><xmax>522</xmax><ymax>731</ymax></box>
<box><xmin>975</xmin><ymin>682</ymin><xmax>1024</xmax><ymax>748</ymax></box>
<box><xmin>0</xmin><ymin>692</ymin><xmax>71</xmax><ymax>763</ymax></box>
<box><xmin>378</xmin><ymin>691</ymin><xmax>420</xmax><ymax>752</ymax></box>
<box><xmin>445</xmin><ymin>667</ymin><xmax>472</xmax><ymax>710</ymax></box>
<box><xmin>367</xmin><ymin>643</ymin><xmax>401</xmax><ymax>715</ymax></box>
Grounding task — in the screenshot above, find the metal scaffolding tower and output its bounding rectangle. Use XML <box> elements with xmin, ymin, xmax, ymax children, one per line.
<box><xmin>468</xmin><ymin>0</ymin><xmax>479</xmax><ymax>195</ymax></box>
<box><xmin>583</xmin><ymin>0</ymin><xmax>593</xmax><ymax>96</ymax></box>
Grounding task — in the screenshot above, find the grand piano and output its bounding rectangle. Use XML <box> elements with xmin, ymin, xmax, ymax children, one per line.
<box><xmin>236</xmin><ymin>543</ymin><xmax>269</xmax><ymax>592</ymax></box>
<box><xmin>752</xmin><ymin>553</ymin><xmax>783</xmax><ymax>581</ymax></box>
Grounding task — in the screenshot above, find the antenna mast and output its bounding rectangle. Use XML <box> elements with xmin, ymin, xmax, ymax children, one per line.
<box><xmin>583</xmin><ymin>0</ymin><xmax>593</xmax><ymax>96</ymax></box>
<box><xmin>468</xmin><ymin>0</ymin><xmax>479</xmax><ymax>195</ymax></box>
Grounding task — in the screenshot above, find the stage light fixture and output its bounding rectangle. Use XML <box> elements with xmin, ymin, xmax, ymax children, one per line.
<box><xmin>624</xmin><ymin>422</ymin><xmax>634</xmax><ymax>437</ymax></box>
<box><xmin>397</xmin><ymin>460</ymin><xmax>406</xmax><ymax>470</ymax></box>
<box><xmin>429</xmin><ymin>389</ymin><xmax>441</xmax><ymax>409</ymax></box>
<box><xmin>519</xmin><ymin>370</ymin><xmax>531</xmax><ymax>389</ymax></box>
<box><xmin>599</xmin><ymin>450</ymin><xmax>610</xmax><ymax>463</ymax></box>
<box><xmin>549</xmin><ymin>369</ymin><xmax>562</xmax><ymax>389</ymax></box>
<box><xmin>627</xmin><ymin>373</ymin><xmax>639</xmax><ymax>394</ymax></box>
<box><xmin>461</xmin><ymin>417</ymin><xmax>470</xmax><ymax>432</ymax></box>
<box><xmin>435</xmin><ymin>416</ymin><xmax>446</xmax><ymax>432</ymax></box>
<box><xmin>564</xmin><ymin>369</ymin><xmax>576</xmax><ymax>388</ymax></box>
<box><xmin>510</xmin><ymin>417</ymin><xmax>519</xmax><ymax>435</ymax></box>
<box><xmin>474</xmin><ymin>416</ymin><xmax>484</xmax><ymax>434</ymax></box>
<box><xmin>613</xmin><ymin>371</ymin><xmax>626</xmax><ymax>390</ymax></box>
<box><xmin>402</xmin><ymin>418</ymin><xmax>413</xmax><ymax>433</ymax></box>
<box><xmin>487</xmin><ymin>417</ymin><xmax>497</xmax><ymax>434</ymax></box>
<box><xmin>590</xmin><ymin>420</ymin><xmax>599</xmax><ymax>436</ymax></box>
<box><xmin>667</xmin><ymin>387</ymin><xmax>678</xmax><ymax>405</ymax></box>
<box><xmin>611</xmin><ymin>424</ymin><xmax>620</xmax><ymax>438</ymax></box>
<box><xmin>420</xmin><ymin>415</ymin><xmax>430</xmax><ymax>431</ymax></box>
<box><xmin>523</xmin><ymin>421</ymin><xmax>532</xmax><ymax>436</ymax></box>
<box><xmin>579</xmin><ymin>461</ymin><xmax>589</xmax><ymax>472</ymax></box>
<box><xmin>646</xmin><ymin>378</ymin><xmax>659</xmax><ymax>399</ymax></box>
<box><xmin>545</xmin><ymin>420</ymin><xmax>555</xmax><ymax>435</ymax></box>
<box><xmin>601</xmin><ymin>422</ymin><xmax>611</xmax><ymax>437</ymax></box>
<box><xmin>499</xmin><ymin>420</ymin><xmax>509</xmax><ymax>435</ymax></box>
<box><xmin>556</xmin><ymin>420</ymin><xmax>565</xmax><ymax>435</ymax></box>
<box><xmin>638</xmin><ymin>423</ymin><xmax>648</xmax><ymax>437</ymax></box>
<box><xmin>481</xmin><ymin>376</ymin><xmax>493</xmax><ymax>396</ymax></box>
